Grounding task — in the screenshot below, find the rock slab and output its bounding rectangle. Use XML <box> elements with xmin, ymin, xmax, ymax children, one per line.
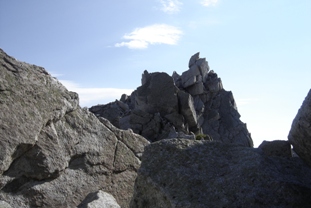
<box><xmin>131</xmin><ymin>139</ymin><xmax>311</xmax><ymax>207</ymax></box>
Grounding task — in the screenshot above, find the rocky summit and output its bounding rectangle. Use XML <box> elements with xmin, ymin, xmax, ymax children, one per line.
<box><xmin>1</xmin><ymin>48</ymin><xmax>311</xmax><ymax>207</ymax></box>
<box><xmin>90</xmin><ymin>52</ymin><xmax>253</xmax><ymax>147</ymax></box>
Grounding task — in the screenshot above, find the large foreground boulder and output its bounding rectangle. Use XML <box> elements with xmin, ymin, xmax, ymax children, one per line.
<box><xmin>288</xmin><ymin>89</ymin><xmax>311</xmax><ymax>166</ymax></box>
<box><xmin>90</xmin><ymin>53</ymin><xmax>253</xmax><ymax>147</ymax></box>
<box><xmin>131</xmin><ymin>139</ymin><xmax>311</xmax><ymax>207</ymax></box>
<box><xmin>0</xmin><ymin>49</ymin><xmax>149</xmax><ymax>208</ymax></box>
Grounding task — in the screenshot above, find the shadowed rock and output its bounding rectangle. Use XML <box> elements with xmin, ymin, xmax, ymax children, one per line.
<box><xmin>131</xmin><ymin>139</ymin><xmax>311</xmax><ymax>207</ymax></box>
<box><xmin>288</xmin><ymin>89</ymin><xmax>311</xmax><ymax>166</ymax></box>
<box><xmin>258</xmin><ymin>140</ymin><xmax>291</xmax><ymax>158</ymax></box>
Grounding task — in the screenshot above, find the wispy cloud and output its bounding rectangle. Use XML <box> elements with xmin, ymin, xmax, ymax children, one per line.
<box><xmin>115</xmin><ymin>24</ymin><xmax>183</xmax><ymax>49</ymax></box>
<box><xmin>59</xmin><ymin>80</ymin><xmax>133</xmax><ymax>107</ymax></box>
<box><xmin>200</xmin><ymin>0</ymin><xmax>219</xmax><ymax>7</ymax></box>
<box><xmin>158</xmin><ymin>0</ymin><xmax>183</xmax><ymax>14</ymax></box>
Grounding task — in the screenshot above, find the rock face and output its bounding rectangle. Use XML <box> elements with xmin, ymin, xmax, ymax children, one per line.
<box><xmin>288</xmin><ymin>89</ymin><xmax>311</xmax><ymax>166</ymax></box>
<box><xmin>131</xmin><ymin>139</ymin><xmax>311</xmax><ymax>208</ymax></box>
<box><xmin>0</xmin><ymin>49</ymin><xmax>149</xmax><ymax>208</ymax></box>
<box><xmin>90</xmin><ymin>53</ymin><xmax>253</xmax><ymax>147</ymax></box>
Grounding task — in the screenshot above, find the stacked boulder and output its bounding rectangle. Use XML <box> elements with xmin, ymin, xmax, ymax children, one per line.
<box><xmin>90</xmin><ymin>53</ymin><xmax>253</xmax><ymax>147</ymax></box>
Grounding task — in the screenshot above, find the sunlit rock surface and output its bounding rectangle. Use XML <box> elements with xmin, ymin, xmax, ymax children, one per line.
<box><xmin>0</xmin><ymin>48</ymin><xmax>149</xmax><ymax>208</ymax></box>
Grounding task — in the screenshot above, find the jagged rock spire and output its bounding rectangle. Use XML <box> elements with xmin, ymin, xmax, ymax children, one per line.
<box><xmin>90</xmin><ymin>53</ymin><xmax>253</xmax><ymax>147</ymax></box>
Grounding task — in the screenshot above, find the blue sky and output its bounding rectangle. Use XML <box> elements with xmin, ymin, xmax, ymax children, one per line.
<box><xmin>1</xmin><ymin>0</ymin><xmax>310</xmax><ymax>146</ymax></box>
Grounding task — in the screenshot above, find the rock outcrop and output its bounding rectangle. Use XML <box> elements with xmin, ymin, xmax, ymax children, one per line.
<box><xmin>288</xmin><ymin>89</ymin><xmax>311</xmax><ymax>166</ymax></box>
<box><xmin>131</xmin><ymin>139</ymin><xmax>311</xmax><ymax>207</ymax></box>
<box><xmin>0</xmin><ymin>49</ymin><xmax>149</xmax><ymax>208</ymax></box>
<box><xmin>90</xmin><ymin>53</ymin><xmax>253</xmax><ymax>147</ymax></box>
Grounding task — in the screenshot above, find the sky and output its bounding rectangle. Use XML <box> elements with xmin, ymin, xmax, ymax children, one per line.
<box><xmin>0</xmin><ymin>0</ymin><xmax>310</xmax><ymax>147</ymax></box>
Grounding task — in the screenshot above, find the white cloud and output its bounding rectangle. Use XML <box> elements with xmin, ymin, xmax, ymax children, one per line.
<box><xmin>115</xmin><ymin>24</ymin><xmax>183</xmax><ymax>49</ymax></box>
<box><xmin>158</xmin><ymin>0</ymin><xmax>182</xmax><ymax>14</ymax></box>
<box><xmin>200</xmin><ymin>0</ymin><xmax>219</xmax><ymax>7</ymax></box>
<box><xmin>59</xmin><ymin>80</ymin><xmax>133</xmax><ymax>107</ymax></box>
